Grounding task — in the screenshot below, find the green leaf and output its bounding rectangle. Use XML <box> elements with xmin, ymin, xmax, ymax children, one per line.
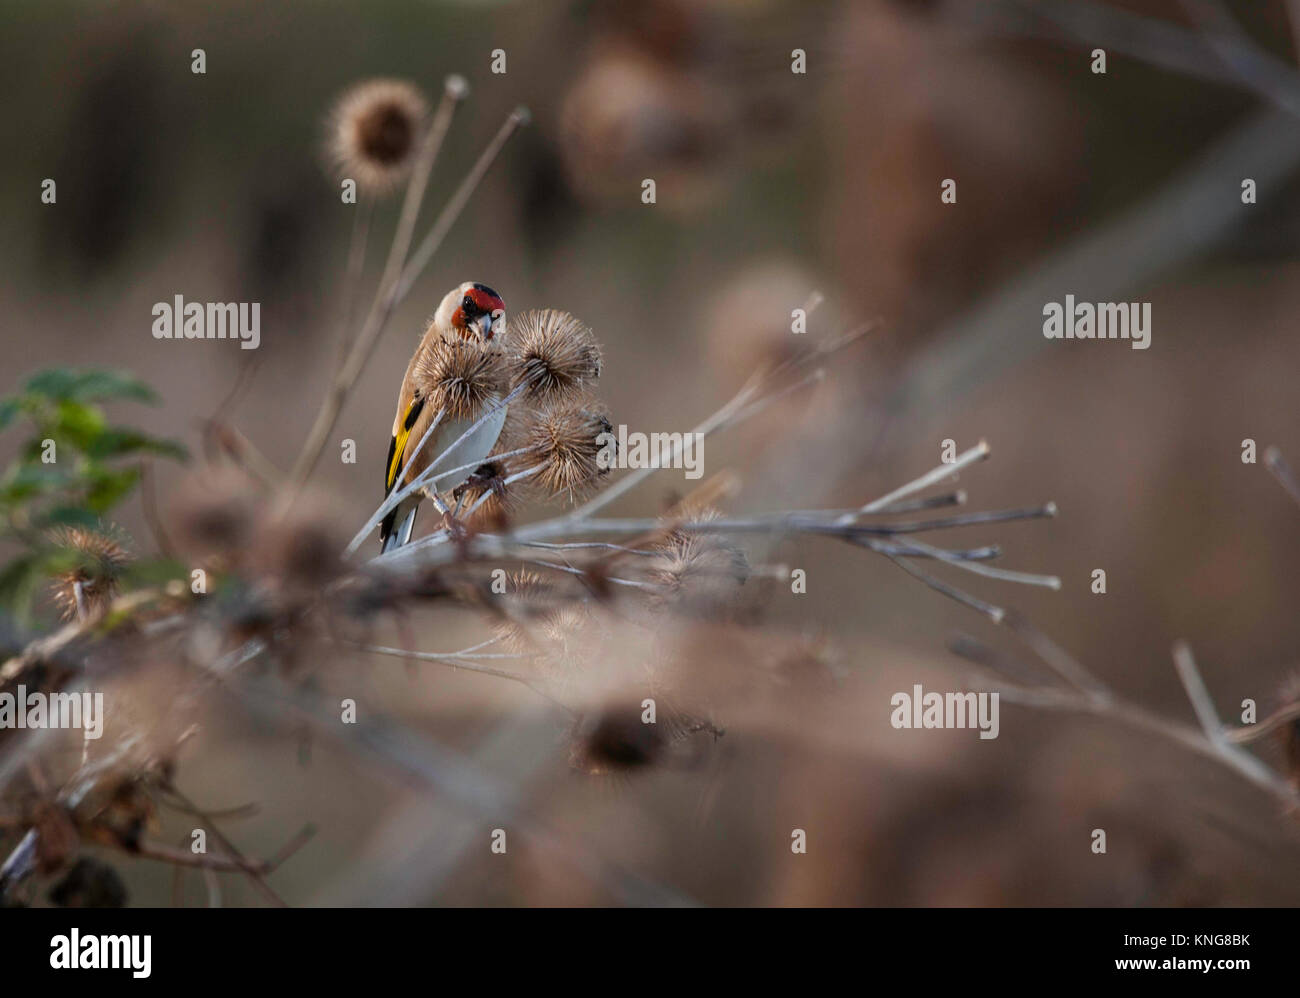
<box><xmin>23</xmin><ymin>368</ymin><xmax>158</xmax><ymax>405</ymax></box>
<box><xmin>41</xmin><ymin>506</ymin><xmax>102</xmax><ymax>528</ymax></box>
<box><xmin>84</xmin><ymin>428</ymin><xmax>188</xmax><ymax>462</ymax></box>
<box><xmin>123</xmin><ymin>557</ymin><xmax>187</xmax><ymax>588</ymax></box>
<box><xmin>0</xmin><ymin>464</ymin><xmax>77</xmax><ymax>504</ymax></box>
<box><xmin>52</xmin><ymin>399</ymin><xmax>108</xmax><ymax>450</ymax></box>
<box><xmin>82</xmin><ymin>465</ymin><xmax>141</xmax><ymax>513</ymax></box>
<box><xmin>0</xmin><ymin>397</ymin><xmax>20</xmax><ymax>432</ymax></box>
<box><xmin>0</xmin><ymin>553</ymin><xmax>43</xmax><ymax>624</ymax></box>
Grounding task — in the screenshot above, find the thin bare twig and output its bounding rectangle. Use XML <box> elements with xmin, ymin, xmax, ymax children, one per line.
<box><xmin>1265</xmin><ymin>446</ymin><xmax>1300</xmax><ymax>508</ymax></box>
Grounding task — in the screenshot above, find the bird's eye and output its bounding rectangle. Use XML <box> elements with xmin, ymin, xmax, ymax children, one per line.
<box><xmin>462</xmin><ymin>295</ymin><xmax>474</xmax><ymax>310</ymax></box>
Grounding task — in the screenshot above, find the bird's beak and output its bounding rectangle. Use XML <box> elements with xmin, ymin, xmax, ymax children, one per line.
<box><xmin>477</xmin><ymin>310</ymin><xmax>501</xmax><ymax>340</ymax></box>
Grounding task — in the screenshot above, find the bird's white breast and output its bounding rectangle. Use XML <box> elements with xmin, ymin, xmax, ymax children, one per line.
<box><xmin>422</xmin><ymin>396</ymin><xmax>508</xmax><ymax>495</ymax></box>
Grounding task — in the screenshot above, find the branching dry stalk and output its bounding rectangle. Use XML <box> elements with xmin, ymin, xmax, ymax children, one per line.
<box><xmin>950</xmin><ymin>449</ymin><xmax>1300</xmax><ymax>818</ymax></box>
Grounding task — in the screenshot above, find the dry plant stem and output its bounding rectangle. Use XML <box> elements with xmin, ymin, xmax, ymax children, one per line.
<box><xmin>139</xmin><ymin>459</ymin><xmax>175</xmax><ymax>558</ymax></box>
<box><xmin>888</xmin><ymin>550</ymin><xmax>1107</xmax><ymax>695</ymax></box>
<box><xmin>160</xmin><ymin>794</ymin><xmax>260</xmax><ymax>821</ymax></box>
<box><xmin>880</xmin><ymin>548</ymin><xmax>1009</xmax><ymax>623</ymax></box>
<box><xmin>874</xmin><ymin>490</ymin><xmax>967</xmax><ymax>514</ymax></box>
<box><xmin>1265</xmin><ymin>446</ymin><xmax>1300</xmax><ymax>508</ymax></box>
<box><xmin>523</xmin><ymin>558</ymin><xmax>657</xmax><ymax>590</ymax></box>
<box><xmin>967</xmin><ymin>638</ymin><xmax>1300</xmax><ymax>810</ymax></box>
<box><xmin>392</xmin><ymin>503</ymin><xmax>1059</xmax><ymax>582</ymax></box>
<box><xmin>202</xmin><ymin>865</ymin><xmax>222</xmax><ymax>908</ymax></box>
<box><xmin>999</xmin><ymin>610</ymin><xmax>1109</xmax><ymax>697</ymax></box>
<box><xmin>164</xmin><ymin>785</ymin><xmax>297</xmax><ymax>907</ymax></box>
<box><xmin>862</xmin><ymin>534</ymin><xmax>1059</xmax><ymax>589</ymax></box>
<box><xmin>353</xmin><ymin>643</ymin><xmax>565</xmax><ymax>708</ymax></box>
<box><xmin>995</xmin><ymin>0</ymin><xmax>1258</xmax><ymax>88</ymax></box>
<box><xmin>209</xmin><ymin>421</ymin><xmax>283</xmax><ymax>485</ymax></box>
<box><xmin>1166</xmin><ymin>641</ymin><xmax>1291</xmax><ymax>790</ymax></box>
<box><xmin>1177</xmin><ymin>0</ymin><xmax>1300</xmax><ymax>117</ymax></box>
<box><xmin>112</xmin><ymin>831</ymin><xmax>311</xmax><ymax>875</ymax></box>
<box><xmin>288</xmin><ymin>83</ymin><xmax>463</xmax><ymax>489</ymax></box>
<box><xmin>871</xmin><ymin>542</ymin><xmax>1002</xmax><ymax>561</ymax></box>
<box><xmin>954</xmin><ymin>620</ymin><xmax>1297</xmax><ymax>808</ymax></box>
<box><xmin>1172</xmin><ymin>639</ymin><xmax>1227</xmax><ymax>746</ymax></box>
<box><xmin>991</xmin><ymin>683</ymin><xmax>1300</xmax><ymax>808</ymax></box>
<box><xmin>335</xmin><ymin>198</ymin><xmax>376</xmax><ymax>366</ymax></box>
<box><xmin>1290</xmin><ymin>0</ymin><xmax>1300</xmax><ymax>63</ymax></box>
<box><xmin>393</xmin><ymin>108</ymin><xmax>531</xmax><ymax>303</ymax></box>
<box><xmin>720</xmin><ymin>368</ymin><xmax>826</xmax><ymax>429</ymax></box>
<box><xmin>840</xmin><ymin>440</ymin><xmax>990</xmax><ymax>523</ymax></box>
<box><xmin>1227</xmin><ymin>700</ymin><xmax>1300</xmax><ymax>744</ymax></box>
<box><xmin>514</xmin><ymin>506</ymin><xmax>1055</xmax><ymax>542</ymax></box>
<box><xmin>0</xmin><ymin>829</ymin><xmax>36</xmax><ymax>890</ymax></box>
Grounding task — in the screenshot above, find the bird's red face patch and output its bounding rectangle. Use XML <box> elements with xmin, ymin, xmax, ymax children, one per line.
<box><xmin>451</xmin><ymin>284</ymin><xmax>506</xmax><ymax>339</ymax></box>
<box><xmin>467</xmin><ymin>287</ymin><xmax>504</xmax><ymax>316</ymax></box>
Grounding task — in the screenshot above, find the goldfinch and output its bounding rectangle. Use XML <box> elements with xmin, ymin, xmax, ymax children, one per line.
<box><xmin>380</xmin><ymin>282</ymin><xmax>507</xmax><ymax>552</ymax></box>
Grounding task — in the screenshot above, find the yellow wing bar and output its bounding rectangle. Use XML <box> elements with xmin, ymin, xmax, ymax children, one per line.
<box><xmin>385</xmin><ymin>396</ymin><xmax>425</xmax><ymax>493</ymax></box>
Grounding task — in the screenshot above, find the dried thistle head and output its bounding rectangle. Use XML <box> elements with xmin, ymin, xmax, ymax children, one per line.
<box><xmin>648</xmin><ymin>509</ymin><xmax>749</xmax><ymax>615</ymax></box>
<box><xmin>490</xmin><ymin>569</ymin><xmax>599</xmax><ymax>687</ymax></box>
<box><xmin>492</xmin><ymin>569</ymin><xmax>558</xmax><ymax>653</ymax></box>
<box><xmin>508</xmin><ymin>309</ymin><xmax>602</xmax><ymax>404</ymax></box>
<box><xmin>558</xmin><ymin>50</ymin><xmax>728</xmax><ymax>211</ymax></box>
<box><xmin>523</xmin><ymin>401</ymin><xmax>613</xmax><ymax>501</ymax></box>
<box><xmin>413</xmin><ymin>333</ymin><xmax>507</xmax><ymax>421</ymax></box>
<box><xmin>569</xmin><ymin>703</ymin><xmax>665</xmax><ymax>774</ymax></box>
<box><xmin>249</xmin><ymin>501</ymin><xmax>344</xmax><ymax>593</ymax></box>
<box><xmin>568</xmin><ymin>695</ymin><xmax>722</xmax><ymax>776</ymax></box>
<box><xmin>47</xmin><ymin>527</ymin><xmax>131</xmax><ymax>622</ymax></box>
<box><xmin>329</xmin><ymin>79</ymin><xmax>428</xmax><ymax>194</ymax></box>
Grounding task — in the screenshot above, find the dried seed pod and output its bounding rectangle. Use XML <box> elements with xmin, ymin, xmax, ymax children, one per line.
<box><xmin>328</xmin><ymin>79</ymin><xmax>428</xmax><ymax>194</ymax></box>
<box><xmin>507</xmin><ymin>309</ymin><xmax>602</xmax><ymax>404</ymax></box>
<box><xmin>648</xmin><ymin>508</ymin><xmax>749</xmax><ymax>615</ymax></box>
<box><xmin>569</xmin><ymin>703</ymin><xmax>666</xmax><ymax>774</ymax></box>
<box><xmin>523</xmin><ymin>402</ymin><xmax>613</xmax><ymax>501</ymax></box>
<box><xmin>249</xmin><ymin>501</ymin><xmax>344</xmax><ymax>592</ymax></box>
<box><xmin>46</xmin><ymin>527</ymin><xmax>131</xmax><ymax>622</ymax></box>
<box><xmin>412</xmin><ymin>333</ymin><xmax>507</xmax><ymax>421</ymax></box>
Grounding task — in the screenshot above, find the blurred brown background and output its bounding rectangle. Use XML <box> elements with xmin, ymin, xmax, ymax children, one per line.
<box><xmin>3</xmin><ymin>0</ymin><xmax>1300</xmax><ymax>905</ymax></box>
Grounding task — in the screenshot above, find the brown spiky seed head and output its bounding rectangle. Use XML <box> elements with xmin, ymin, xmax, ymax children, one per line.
<box><xmin>650</xmin><ymin>510</ymin><xmax>749</xmax><ymax>610</ymax></box>
<box><xmin>508</xmin><ymin>309</ymin><xmax>602</xmax><ymax>404</ymax></box>
<box><xmin>249</xmin><ymin>501</ymin><xmax>344</xmax><ymax>592</ymax></box>
<box><xmin>492</xmin><ymin>569</ymin><xmax>565</xmax><ymax>653</ymax></box>
<box><xmin>569</xmin><ymin>703</ymin><xmax>666</xmax><ymax>774</ymax></box>
<box><xmin>47</xmin><ymin>526</ymin><xmax>131</xmax><ymax>622</ymax></box>
<box><xmin>329</xmin><ymin>79</ymin><xmax>428</xmax><ymax>193</ymax></box>
<box><xmin>524</xmin><ymin>402</ymin><xmax>613</xmax><ymax>500</ymax></box>
<box><xmin>413</xmin><ymin>333</ymin><xmax>507</xmax><ymax>421</ymax></box>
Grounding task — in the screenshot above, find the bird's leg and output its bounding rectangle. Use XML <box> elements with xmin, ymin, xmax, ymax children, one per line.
<box><xmin>432</xmin><ymin>492</ymin><xmax>470</xmax><ymax>549</ymax></box>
